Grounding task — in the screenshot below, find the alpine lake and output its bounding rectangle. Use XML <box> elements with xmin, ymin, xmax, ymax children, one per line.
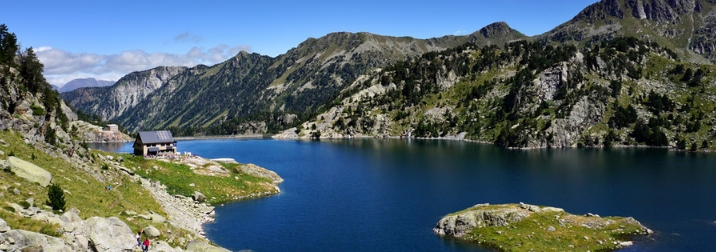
<box><xmin>93</xmin><ymin>138</ymin><xmax>716</xmax><ymax>252</ymax></box>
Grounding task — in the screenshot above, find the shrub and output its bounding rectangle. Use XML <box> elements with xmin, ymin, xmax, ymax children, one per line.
<box><xmin>30</xmin><ymin>103</ymin><xmax>45</xmax><ymax>116</ymax></box>
<box><xmin>18</xmin><ymin>201</ymin><xmax>30</xmax><ymax>209</ymax></box>
<box><xmin>101</xmin><ymin>164</ymin><xmax>109</xmax><ymax>170</ymax></box>
<box><xmin>46</xmin><ymin>183</ymin><xmax>66</xmax><ymax>212</ymax></box>
<box><xmin>2</xmin><ymin>206</ymin><xmax>14</xmax><ymax>212</ymax></box>
<box><xmin>44</xmin><ymin>127</ymin><xmax>56</xmax><ymax>146</ymax></box>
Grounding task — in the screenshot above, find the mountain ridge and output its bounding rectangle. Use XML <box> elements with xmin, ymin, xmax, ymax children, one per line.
<box><xmin>58</xmin><ymin>78</ymin><xmax>114</xmax><ymax>93</ymax></box>
<box><xmin>62</xmin><ymin>22</ymin><xmax>526</xmax><ymax>133</ymax></box>
<box><xmin>61</xmin><ymin>0</ymin><xmax>716</xmax><ymax>150</ymax></box>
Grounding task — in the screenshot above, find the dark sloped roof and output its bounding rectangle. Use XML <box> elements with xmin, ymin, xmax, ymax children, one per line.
<box><xmin>138</xmin><ymin>131</ymin><xmax>174</xmax><ymax>144</ymax></box>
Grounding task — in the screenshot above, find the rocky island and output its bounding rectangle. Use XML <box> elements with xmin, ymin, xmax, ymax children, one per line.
<box><xmin>434</xmin><ymin>203</ymin><xmax>652</xmax><ymax>251</ymax></box>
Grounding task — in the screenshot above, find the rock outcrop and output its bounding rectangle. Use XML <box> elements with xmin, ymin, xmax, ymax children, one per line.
<box><xmin>6</xmin><ymin>156</ymin><xmax>53</xmax><ymax>187</ymax></box>
<box><xmin>434</xmin><ymin>203</ymin><xmax>652</xmax><ymax>251</ymax></box>
<box><xmin>0</xmin><ymin>210</ymin><xmax>228</xmax><ymax>252</ymax></box>
<box><xmin>433</xmin><ymin>203</ymin><xmax>563</xmax><ymax>238</ymax></box>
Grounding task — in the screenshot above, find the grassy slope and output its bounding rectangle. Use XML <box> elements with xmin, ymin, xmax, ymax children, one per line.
<box><xmin>119</xmin><ymin>154</ymin><xmax>278</xmax><ymax>204</ymax></box>
<box><xmin>0</xmin><ymin>128</ymin><xmax>279</xmax><ymax>247</ymax></box>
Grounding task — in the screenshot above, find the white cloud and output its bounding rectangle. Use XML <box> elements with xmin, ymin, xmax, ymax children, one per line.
<box><xmin>37</xmin><ymin>45</ymin><xmax>252</xmax><ymax>86</ymax></box>
<box><xmin>174</xmin><ymin>32</ymin><xmax>202</xmax><ymax>43</ymax></box>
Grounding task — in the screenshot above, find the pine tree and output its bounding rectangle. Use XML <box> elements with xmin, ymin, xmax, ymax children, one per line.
<box><xmin>0</xmin><ymin>24</ymin><xmax>18</xmax><ymax>66</ymax></box>
<box><xmin>47</xmin><ymin>183</ymin><xmax>66</xmax><ymax>212</ymax></box>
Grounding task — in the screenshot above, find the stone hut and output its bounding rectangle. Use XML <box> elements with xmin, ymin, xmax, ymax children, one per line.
<box><xmin>133</xmin><ymin>130</ymin><xmax>177</xmax><ymax>156</ymax></box>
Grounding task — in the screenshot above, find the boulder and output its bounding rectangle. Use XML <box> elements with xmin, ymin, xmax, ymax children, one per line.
<box><xmin>193</xmin><ymin>191</ymin><xmax>206</xmax><ymax>203</ymax></box>
<box><xmin>82</xmin><ymin>216</ymin><xmax>136</xmax><ymax>251</ymax></box>
<box><xmin>60</xmin><ymin>209</ymin><xmax>83</xmax><ymax>232</ymax></box>
<box><xmin>148</xmin><ymin>213</ymin><xmax>167</xmax><ymax>223</ymax></box>
<box><xmin>152</xmin><ymin>240</ymin><xmax>182</xmax><ymax>252</ymax></box>
<box><xmin>185</xmin><ymin>240</ymin><xmax>232</xmax><ymax>252</ymax></box>
<box><xmin>0</xmin><ymin>229</ymin><xmax>72</xmax><ymax>251</ymax></box>
<box><xmin>0</xmin><ymin>217</ymin><xmax>9</xmax><ymax>233</ymax></box>
<box><xmin>143</xmin><ymin>225</ymin><xmax>161</xmax><ymax>238</ymax></box>
<box><xmin>7</xmin><ymin>157</ymin><xmax>53</xmax><ymax>187</ymax></box>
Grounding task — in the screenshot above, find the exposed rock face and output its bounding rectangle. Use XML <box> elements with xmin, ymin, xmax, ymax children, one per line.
<box><xmin>535</xmin><ymin>63</ymin><xmax>568</xmax><ymax>102</ymax></box>
<box><xmin>433</xmin><ymin>203</ymin><xmax>562</xmax><ymax>238</ymax></box>
<box><xmin>61</xmin><ymin>66</ymin><xmax>187</xmax><ymax>122</ymax></box>
<box><xmin>6</xmin><ymin>157</ymin><xmax>53</xmax><ymax>187</ymax></box>
<box><xmin>548</xmin><ymin>96</ymin><xmax>607</xmax><ymax>148</ymax></box>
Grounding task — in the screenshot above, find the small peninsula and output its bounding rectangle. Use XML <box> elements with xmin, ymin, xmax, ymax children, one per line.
<box><xmin>434</xmin><ymin>203</ymin><xmax>652</xmax><ymax>251</ymax></box>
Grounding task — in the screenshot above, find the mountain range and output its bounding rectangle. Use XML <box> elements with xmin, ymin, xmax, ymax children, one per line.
<box><xmin>58</xmin><ymin>78</ymin><xmax>114</xmax><ymax>93</ymax></box>
<box><xmin>62</xmin><ymin>0</ymin><xmax>716</xmax><ymax>149</ymax></box>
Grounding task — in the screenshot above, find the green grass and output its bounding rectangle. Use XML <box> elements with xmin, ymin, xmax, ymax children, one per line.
<box><xmin>119</xmin><ymin>155</ymin><xmax>278</xmax><ymax>204</ymax></box>
<box><xmin>459</xmin><ymin>207</ymin><xmax>647</xmax><ymax>251</ymax></box>
<box><xmin>0</xmin><ymin>129</ymin><xmax>202</xmax><ymax>247</ymax></box>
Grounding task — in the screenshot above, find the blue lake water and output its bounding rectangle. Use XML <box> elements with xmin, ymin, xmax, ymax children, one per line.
<box><xmin>95</xmin><ymin>139</ymin><xmax>716</xmax><ymax>252</ymax></box>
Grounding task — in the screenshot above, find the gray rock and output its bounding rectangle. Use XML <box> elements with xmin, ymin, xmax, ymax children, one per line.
<box><xmin>185</xmin><ymin>240</ymin><xmax>232</xmax><ymax>252</ymax></box>
<box><xmin>61</xmin><ymin>208</ymin><xmax>83</xmax><ymax>223</ymax></box>
<box><xmin>548</xmin><ymin>226</ymin><xmax>556</xmax><ymax>231</ymax></box>
<box><xmin>143</xmin><ymin>225</ymin><xmax>161</xmax><ymax>238</ymax></box>
<box><xmin>152</xmin><ymin>240</ymin><xmax>181</xmax><ymax>252</ymax></box>
<box><xmin>122</xmin><ymin>210</ymin><xmax>137</xmax><ymax>216</ymax></box>
<box><xmin>82</xmin><ymin>216</ymin><xmax>136</xmax><ymax>251</ymax></box>
<box><xmin>192</xmin><ymin>191</ymin><xmax>206</xmax><ymax>203</ymax></box>
<box><xmin>26</xmin><ymin>197</ymin><xmax>34</xmax><ymax>207</ymax></box>
<box><xmin>12</xmin><ymin>188</ymin><xmax>20</xmax><ymax>195</ymax></box>
<box><xmin>0</xmin><ymin>217</ymin><xmax>9</xmax><ymax>233</ymax></box>
<box><xmin>148</xmin><ymin>213</ymin><xmax>167</xmax><ymax>223</ymax></box>
<box><xmin>7</xmin><ymin>157</ymin><xmax>53</xmax><ymax>187</ymax></box>
<box><xmin>0</xmin><ymin>229</ymin><xmax>72</xmax><ymax>251</ymax></box>
<box><xmin>433</xmin><ymin>203</ymin><xmax>530</xmax><ymax>238</ymax></box>
<box><xmin>60</xmin><ymin>208</ymin><xmax>83</xmax><ymax>232</ymax></box>
<box><xmin>619</xmin><ymin>241</ymin><xmax>634</xmax><ymax>247</ymax></box>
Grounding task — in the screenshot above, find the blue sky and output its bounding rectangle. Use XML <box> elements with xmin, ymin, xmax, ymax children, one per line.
<box><xmin>4</xmin><ymin>0</ymin><xmax>599</xmax><ymax>86</ymax></box>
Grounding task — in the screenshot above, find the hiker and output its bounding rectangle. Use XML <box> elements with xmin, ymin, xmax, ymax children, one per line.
<box><xmin>142</xmin><ymin>238</ymin><xmax>150</xmax><ymax>252</ymax></box>
<box><xmin>136</xmin><ymin>230</ymin><xmax>142</xmax><ymax>247</ymax></box>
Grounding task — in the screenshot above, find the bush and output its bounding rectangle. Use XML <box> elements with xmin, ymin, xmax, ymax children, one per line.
<box><xmin>19</xmin><ymin>201</ymin><xmax>30</xmax><ymax>209</ymax></box>
<box><xmin>30</xmin><ymin>103</ymin><xmax>45</xmax><ymax>116</ymax></box>
<box><xmin>44</xmin><ymin>127</ymin><xmax>56</xmax><ymax>146</ymax></box>
<box><xmin>101</xmin><ymin>164</ymin><xmax>109</xmax><ymax>170</ymax></box>
<box><xmin>46</xmin><ymin>183</ymin><xmax>66</xmax><ymax>212</ymax></box>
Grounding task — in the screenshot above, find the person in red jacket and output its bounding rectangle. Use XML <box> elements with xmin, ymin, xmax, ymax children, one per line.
<box><xmin>142</xmin><ymin>238</ymin><xmax>150</xmax><ymax>252</ymax></box>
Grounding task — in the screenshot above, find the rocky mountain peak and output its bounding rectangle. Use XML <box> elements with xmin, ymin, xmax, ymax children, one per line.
<box><xmin>626</xmin><ymin>0</ymin><xmax>699</xmax><ymax>23</ymax></box>
<box><xmin>478</xmin><ymin>21</ymin><xmax>516</xmax><ymax>38</ymax></box>
<box><xmin>574</xmin><ymin>0</ymin><xmax>703</xmax><ymax>24</ymax></box>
